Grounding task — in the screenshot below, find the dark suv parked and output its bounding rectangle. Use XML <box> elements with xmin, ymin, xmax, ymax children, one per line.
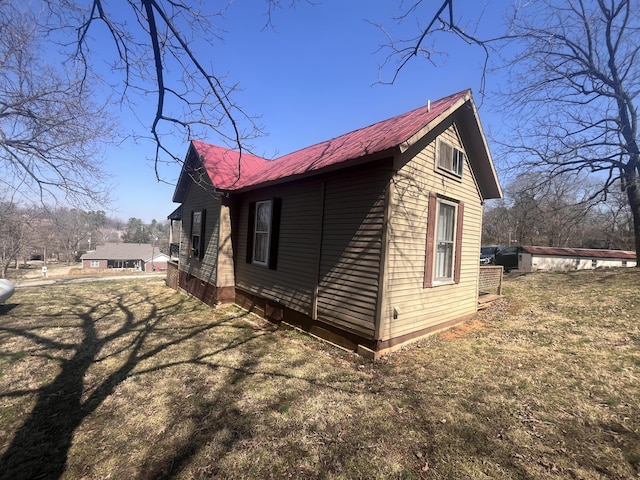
<box><xmin>494</xmin><ymin>246</ymin><xmax>520</xmax><ymax>272</ymax></box>
<box><xmin>480</xmin><ymin>245</ymin><xmax>502</xmax><ymax>265</ymax></box>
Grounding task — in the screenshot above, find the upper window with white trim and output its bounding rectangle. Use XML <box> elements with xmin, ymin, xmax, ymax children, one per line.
<box><xmin>437</xmin><ymin>139</ymin><xmax>464</xmax><ymax>177</ymax></box>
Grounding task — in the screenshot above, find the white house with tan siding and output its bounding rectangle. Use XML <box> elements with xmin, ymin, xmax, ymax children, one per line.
<box><xmin>168</xmin><ymin>90</ymin><xmax>502</xmax><ymax>357</ymax></box>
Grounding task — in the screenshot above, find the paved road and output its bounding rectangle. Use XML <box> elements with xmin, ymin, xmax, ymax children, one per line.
<box><xmin>13</xmin><ymin>273</ymin><xmax>166</xmax><ymax>288</ymax></box>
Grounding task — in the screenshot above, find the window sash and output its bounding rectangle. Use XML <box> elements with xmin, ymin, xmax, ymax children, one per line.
<box><xmin>424</xmin><ymin>194</ymin><xmax>463</xmax><ymax>287</ymax></box>
<box><xmin>435</xmin><ymin>202</ymin><xmax>456</xmax><ymax>281</ymax></box>
<box><xmin>437</xmin><ymin>140</ymin><xmax>464</xmax><ymax>177</ymax></box>
<box><xmin>189</xmin><ymin>210</ymin><xmax>206</xmax><ymax>259</ymax></box>
<box><xmin>191</xmin><ymin>210</ymin><xmax>202</xmax><ymax>258</ymax></box>
<box><xmin>253</xmin><ymin>200</ymin><xmax>272</xmax><ymax>265</ymax></box>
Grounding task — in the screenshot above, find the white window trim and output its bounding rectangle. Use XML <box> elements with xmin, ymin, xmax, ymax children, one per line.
<box><xmin>437</xmin><ymin>139</ymin><xmax>464</xmax><ymax>177</ymax></box>
<box><xmin>433</xmin><ymin>199</ymin><xmax>457</xmax><ymax>284</ymax></box>
<box><xmin>252</xmin><ymin>200</ymin><xmax>272</xmax><ymax>266</ymax></box>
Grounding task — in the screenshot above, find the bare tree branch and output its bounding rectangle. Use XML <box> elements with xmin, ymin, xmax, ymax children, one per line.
<box><xmin>372</xmin><ymin>0</ymin><xmax>507</xmax><ymax>101</ymax></box>
<box><xmin>493</xmin><ymin>0</ymin><xmax>640</xmax><ymax>257</ymax></box>
<box><xmin>36</xmin><ymin>0</ymin><xmax>268</xmax><ymax>194</ymax></box>
<box><xmin>0</xmin><ymin>3</ymin><xmax>114</xmax><ymax>208</ymax></box>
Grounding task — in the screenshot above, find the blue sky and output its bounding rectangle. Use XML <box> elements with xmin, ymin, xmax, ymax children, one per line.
<box><xmin>105</xmin><ymin>0</ymin><xmax>511</xmax><ymax>222</ymax></box>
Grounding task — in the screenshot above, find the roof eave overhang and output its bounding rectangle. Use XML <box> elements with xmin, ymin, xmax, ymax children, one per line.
<box><xmin>172</xmin><ymin>142</ymin><xmax>198</xmax><ymax>204</ymax></box>
<box><xmin>460</xmin><ymin>99</ymin><xmax>503</xmax><ymax>200</ymax></box>
<box><xmin>167</xmin><ymin>205</ymin><xmax>182</xmax><ymax>221</ymax></box>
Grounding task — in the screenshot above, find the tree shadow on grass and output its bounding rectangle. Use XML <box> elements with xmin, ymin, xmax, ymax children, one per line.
<box><xmin>0</xmin><ymin>283</ymin><xmax>359</xmax><ymax>480</ymax></box>
<box><xmin>0</xmin><ymin>303</ymin><xmax>17</xmax><ymax>314</ymax></box>
<box><xmin>0</xmin><ymin>285</ymin><xmax>271</xmax><ymax>480</ymax></box>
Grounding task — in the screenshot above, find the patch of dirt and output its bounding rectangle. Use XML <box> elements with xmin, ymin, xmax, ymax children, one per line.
<box><xmin>439</xmin><ymin>318</ymin><xmax>486</xmax><ymax>341</ymax></box>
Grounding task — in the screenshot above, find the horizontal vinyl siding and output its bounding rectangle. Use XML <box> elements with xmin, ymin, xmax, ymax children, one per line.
<box><xmin>179</xmin><ymin>182</ymin><xmax>220</xmax><ymax>286</ymax></box>
<box><xmin>316</xmin><ymin>162</ymin><xmax>390</xmax><ymax>338</ymax></box>
<box><xmin>383</xmin><ymin>124</ymin><xmax>483</xmax><ymax>340</ymax></box>
<box><xmin>234</xmin><ymin>179</ymin><xmax>322</xmax><ymax>315</ymax></box>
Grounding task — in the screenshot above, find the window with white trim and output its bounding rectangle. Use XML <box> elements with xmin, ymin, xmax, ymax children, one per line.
<box><xmin>253</xmin><ymin>200</ymin><xmax>272</xmax><ymax>266</ymax></box>
<box><xmin>437</xmin><ymin>139</ymin><xmax>464</xmax><ymax>177</ymax></box>
<box><xmin>90</xmin><ymin>260</ymin><xmax>100</xmax><ymax>268</ymax></box>
<box><xmin>434</xmin><ymin>200</ymin><xmax>456</xmax><ymax>281</ymax></box>
<box><xmin>424</xmin><ymin>193</ymin><xmax>464</xmax><ymax>288</ymax></box>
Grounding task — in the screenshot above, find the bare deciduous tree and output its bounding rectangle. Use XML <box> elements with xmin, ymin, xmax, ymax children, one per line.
<box><xmin>42</xmin><ymin>0</ymin><xmax>264</xmax><ymax>182</ymax></box>
<box><xmin>372</xmin><ymin>0</ymin><xmax>495</xmax><ymax>98</ymax></box>
<box><xmin>2</xmin><ymin>0</ymin><xmax>272</xmax><ymax>209</ymax></box>
<box><xmin>0</xmin><ymin>202</ymin><xmax>38</xmax><ymax>278</ymax></box>
<box><xmin>0</xmin><ymin>4</ymin><xmax>114</xmax><ymax>207</ymax></box>
<box><xmin>383</xmin><ymin>0</ymin><xmax>639</xmax><ymax>259</ymax></box>
<box><xmin>495</xmin><ymin>0</ymin><xmax>640</xmax><ymax>258</ymax></box>
<box><xmin>483</xmin><ymin>172</ymin><xmax>635</xmax><ymax>250</ymax></box>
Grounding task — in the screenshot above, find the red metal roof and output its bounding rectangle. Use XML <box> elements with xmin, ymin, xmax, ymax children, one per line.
<box><xmin>193</xmin><ymin>90</ymin><xmax>471</xmax><ymax>191</ymax></box>
<box><xmin>522</xmin><ymin>246</ymin><xmax>636</xmax><ymax>260</ymax></box>
<box><xmin>189</xmin><ymin>141</ymin><xmax>270</xmax><ymax>190</ymax></box>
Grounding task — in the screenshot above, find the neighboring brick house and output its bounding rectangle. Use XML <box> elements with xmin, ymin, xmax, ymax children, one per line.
<box><xmin>81</xmin><ymin>243</ymin><xmax>169</xmax><ymax>272</ymax></box>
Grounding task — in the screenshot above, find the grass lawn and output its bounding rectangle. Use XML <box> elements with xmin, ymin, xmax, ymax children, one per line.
<box><xmin>0</xmin><ymin>270</ymin><xmax>639</xmax><ymax>479</ymax></box>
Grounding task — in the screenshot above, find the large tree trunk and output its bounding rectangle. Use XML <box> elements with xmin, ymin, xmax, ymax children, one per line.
<box><xmin>625</xmin><ymin>180</ymin><xmax>640</xmax><ymax>266</ymax></box>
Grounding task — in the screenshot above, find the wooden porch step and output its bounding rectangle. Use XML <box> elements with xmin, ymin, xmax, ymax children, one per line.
<box><xmin>478</xmin><ymin>293</ymin><xmax>503</xmax><ymax>310</ymax></box>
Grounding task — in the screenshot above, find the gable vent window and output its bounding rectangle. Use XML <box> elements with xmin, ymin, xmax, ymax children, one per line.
<box><xmin>247</xmin><ymin>198</ymin><xmax>282</xmax><ymax>270</ymax></box>
<box><xmin>437</xmin><ymin>139</ymin><xmax>464</xmax><ymax>177</ymax></box>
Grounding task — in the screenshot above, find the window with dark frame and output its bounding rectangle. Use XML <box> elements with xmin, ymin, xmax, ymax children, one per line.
<box><xmin>190</xmin><ymin>209</ymin><xmax>206</xmax><ymax>260</ymax></box>
<box><xmin>253</xmin><ymin>200</ymin><xmax>272</xmax><ymax>266</ymax></box>
<box><xmin>246</xmin><ymin>198</ymin><xmax>282</xmax><ymax>270</ymax></box>
<box><xmin>191</xmin><ymin>211</ymin><xmax>201</xmax><ymax>258</ymax></box>
<box><xmin>437</xmin><ymin>139</ymin><xmax>464</xmax><ymax>177</ymax></box>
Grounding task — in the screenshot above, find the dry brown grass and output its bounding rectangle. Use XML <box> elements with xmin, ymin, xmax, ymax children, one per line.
<box><xmin>0</xmin><ymin>270</ymin><xmax>639</xmax><ymax>479</ymax></box>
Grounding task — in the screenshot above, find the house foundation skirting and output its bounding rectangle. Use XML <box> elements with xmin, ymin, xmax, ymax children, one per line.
<box><xmin>235</xmin><ymin>288</ymin><xmax>368</xmax><ymax>352</ymax></box>
<box><xmin>235</xmin><ymin>288</ymin><xmax>475</xmax><ymax>358</ymax></box>
<box><xmin>364</xmin><ymin>313</ymin><xmax>476</xmax><ymax>358</ymax></box>
<box><xmin>171</xmin><ymin>272</ymin><xmax>475</xmax><ymax>358</ymax></box>
<box><xmin>177</xmin><ymin>270</ymin><xmax>235</xmax><ymax>306</ymax></box>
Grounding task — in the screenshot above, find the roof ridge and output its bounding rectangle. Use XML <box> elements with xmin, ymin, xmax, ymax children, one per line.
<box><xmin>189</xmin><ymin>89</ymin><xmax>474</xmax><ymax>191</ymax></box>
